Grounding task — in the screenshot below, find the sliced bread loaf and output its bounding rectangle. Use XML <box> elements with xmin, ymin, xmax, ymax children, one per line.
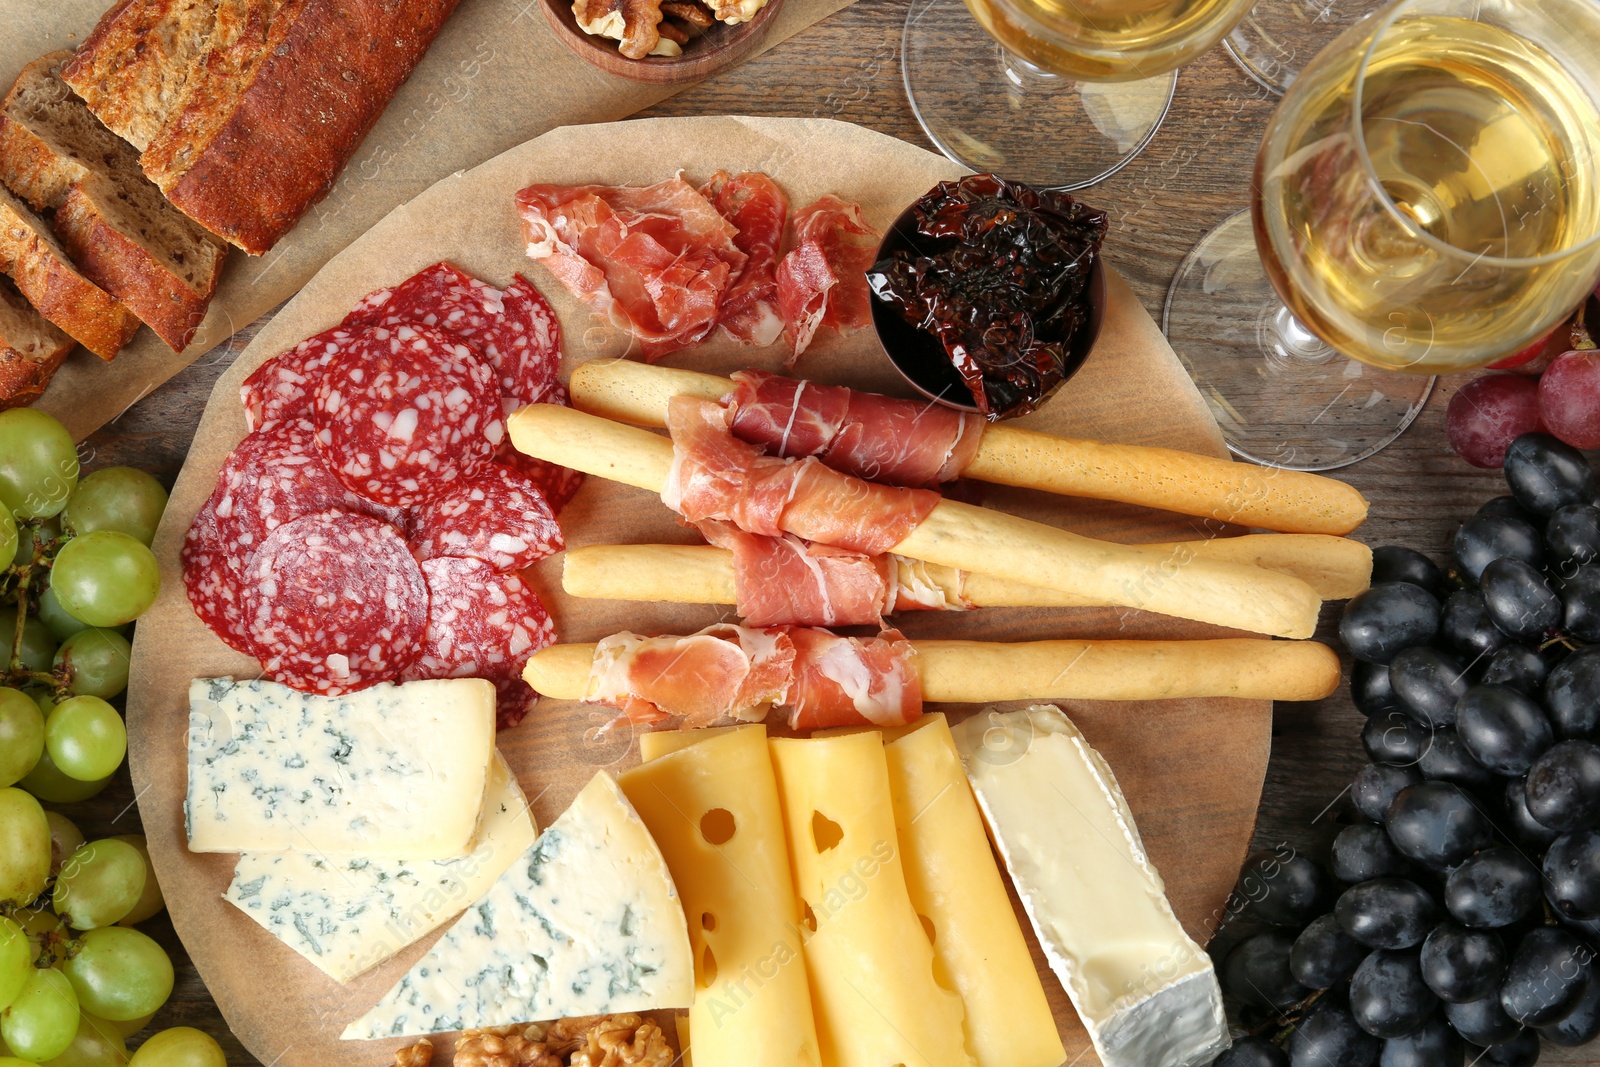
<box><xmin>0</xmin><ymin>276</ymin><xmax>74</xmax><ymax>410</ymax></box>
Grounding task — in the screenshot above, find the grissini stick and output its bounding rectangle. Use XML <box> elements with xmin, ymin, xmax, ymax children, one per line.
<box><xmin>507</xmin><ymin>404</ymin><xmax>1323</xmax><ymax>638</ymax></box>
<box><xmin>568</xmin><ymin>359</ymin><xmax>1369</xmax><ymax>536</ymax></box>
<box><xmin>524</xmin><ymin>637</ymin><xmax>1343</xmax><ymax>704</ymax></box>
<box><xmin>563</xmin><ymin>533</ymin><xmax>1373</xmax><ymax>606</ymax></box>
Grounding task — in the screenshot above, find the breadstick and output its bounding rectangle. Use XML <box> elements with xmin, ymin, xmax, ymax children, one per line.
<box><xmin>564</xmin><ymin>533</ymin><xmax>1371</xmax><ymax>606</ymax></box>
<box><xmin>568</xmin><ymin>359</ymin><xmax>1369</xmax><ymax>535</ymax></box>
<box><xmin>524</xmin><ymin>638</ymin><xmax>1342</xmax><ymax>703</ymax></box>
<box><xmin>507</xmin><ymin>404</ymin><xmax>1323</xmax><ymax>638</ymax></box>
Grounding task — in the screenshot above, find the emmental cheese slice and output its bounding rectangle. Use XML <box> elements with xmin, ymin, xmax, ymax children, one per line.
<box><xmin>768</xmin><ymin>731</ymin><xmax>975</xmax><ymax>1067</ymax></box>
<box><xmin>185</xmin><ymin>678</ymin><xmax>495</xmax><ymax>858</ymax></box>
<box><xmin>883</xmin><ymin>716</ymin><xmax>1065</xmax><ymax>1067</ymax></box>
<box><xmin>620</xmin><ymin>725</ymin><xmax>821</xmax><ymax>1067</ymax></box>
<box><xmin>224</xmin><ymin>753</ymin><xmax>537</xmax><ymax>983</ymax></box>
<box><xmin>341</xmin><ymin>772</ymin><xmax>694</xmax><ymax>1040</ymax></box>
<box><xmin>951</xmin><ymin>706</ymin><xmax>1230</xmax><ymax>1067</ymax></box>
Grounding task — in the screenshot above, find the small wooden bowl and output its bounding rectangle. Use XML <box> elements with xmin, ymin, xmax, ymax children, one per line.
<box><xmin>541</xmin><ymin>0</ymin><xmax>786</xmax><ymax>83</ymax></box>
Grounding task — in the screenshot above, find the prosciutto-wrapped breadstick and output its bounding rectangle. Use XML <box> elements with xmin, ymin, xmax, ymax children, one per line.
<box><xmin>563</xmin><ymin>533</ymin><xmax>1372</xmax><ymax>626</ymax></box>
<box><xmin>506</xmin><ymin>400</ymin><xmax>1324</xmax><ymax>638</ymax></box>
<box><xmin>568</xmin><ymin>359</ymin><xmax>1370</xmax><ymax>535</ymax></box>
<box><xmin>524</xmin><ymin>627</ymin><xmax>1342</xmax><ymax>731</ymax></box>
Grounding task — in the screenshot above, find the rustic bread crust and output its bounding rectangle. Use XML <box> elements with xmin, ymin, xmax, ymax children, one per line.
<box><xmin>0</xmin><ymin>277</ymin><xmax>74</xmax><ymax>410</ymax></box>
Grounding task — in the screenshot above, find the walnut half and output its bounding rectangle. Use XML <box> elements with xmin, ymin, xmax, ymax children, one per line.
<box><xmin>570</xmin><ymin>0</ymin><xmax>678</xmax><ymax>59</ymax></box>
<box><xmin>388</xmin><ymin>1015</ymin><xmax>674</xmax><ymax>1067</ymax></box>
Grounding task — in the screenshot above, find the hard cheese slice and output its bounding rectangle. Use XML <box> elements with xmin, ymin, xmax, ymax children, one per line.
<box><xmin>950</xmin><ymin>706</ymin><xmax>1229</xmax><ymax>1067</ymax></box>
<box><xmin>185</xmin><ymin>677</ymin><xmax>495</xmax><ymax>858</ymax></box>
<box><xmin>225</xmin><ymin>752</ymin><xmax>537</xmax><ymax>983</ymax></box>
<box><xmin>341</xmin><ymin>771</ymin><xmax>694</xmax><ymax>1040</ymax></box>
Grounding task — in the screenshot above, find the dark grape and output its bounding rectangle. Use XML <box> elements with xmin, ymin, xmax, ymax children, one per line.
<box><xmin>1336</xmin><ymin>879</ymin><xmax>1438</xmax><ymax>949</ymax></box>
<box><xmin>1362</xmin><ymin>715</ymin><xmax>1430</xmax><ymax>768</ymax></box>
<box><xmin>1558</xmin><ymin>565</ymin><xmax>1600</xmax><ymax>641</ymax></box>
<box><xmin>1525</xmin><ymin>740</ymin><xmax>1600</xmax><ymax>832</ymax></box>
<box><xmin>1480</xmin><ymin>558</ymin><xmax>1561</xmax><ymax>640</ymax></box>
<box><xmin>1503</xmin><ymin>432</ymin><xmax>1594</xmax><ymax>516</ymax></box>
<box><xmin>1504</xmin><ymin>777</ymin><xmax>1562</xmax><ymax>848</ymax></box>
<box><xmin>1444</xmin><ymin>992</ymin><xmax>1521</xmax><ymax>1045</ymax></box>
<box><xmin>1446</xmin><ymin>375</ymin><xmax>1544</xmax><ymax>469</ymax></box>
<box><xmin>1341</xmin><ymin>584</ymin><xmax>1442</xmax><ymax>665</ymax></box>
<box><xmin>1454</xmin><ymin>685</ymin><xmax>1553</xmax><ymax>776</ymax></box>
<box><xmin>1385</xmin><ymin>783</ymin><xmax>1493</xmax><ymax>869</ymax></box>
<box><xmin>1445</xmin><ymin>848</ymin><xmax>1542</xmax><ymax>929</ymax></box>
<box><xmin>1540</xmin><ymin>971</ymin><xmax>1600</xmax><ymax>1046</ymax></box>
<box><xmin>1232</xmin><ymin>851</ymin><xmax>1333</xmax><ymax>927</ymax></box>
<box><xmin>1350</xmin><ymin>948</ymin><xmax>1437</xmax><ymax>1037</ymax></box>
<box><xmin>1214</xmin><ymin>1037</ymin><xmax>1289</xmax><ymax>1067</ymax></box>
<box><xmin>1288</xmin><ymin>1001</ymin><xmax>1379</xmax><ymax>1067</ymax></box>
<box><xmin>1542</xmin><ymin>830</ymin><xmax>1600</xmax><ymax>920</ymax></box>
<box><xmin>1370</xmin><ymin>546</ymin><xmax>1444</xmax><ymax>595</ymax></box>
<box><xmin>1478</xmin><ymin>495</ymin><xmax>1536</xmax><ymax>523</ymax></box>
<box><xmin>1543</xmin><ymin>645</ymin><xmax>1600</xmax><ymax>738</ymax></box>
<box><xmin>1420</xmin><ymin>923</ymin><xmax>1507</xmax><ymax>1002</ymax></box>
<box><xmin>1417</xmin><ymin>727</ymin><xmax>1496</xmax><ymax>789</ymax></box>
<box><xmin>1351</xmin><ymin>661</ymin><xmax>1400</xmax><ymax>718</ymax></box>
<box><xmin>1390</xmin><ymin>648</ymin><xmax>1469</xmax><ymax>728</ymax></box>
<box><xmin>1500</xmin><ymin>926</ymin><xmax>1593</xmax><ymax>1025</ymax></box>
<box><xmin>1546</xmin><ymin>503</ymin><xmax>1600</xmax><ymax>571</ymax></box>
<box><xmin>1482</xmin><ymin>645</ymin><xmax>1549</xmax><ymax>696</ymax></box>
<box><xmin>1440</xmin><ymin>591</ymin><xmax>1510</xmax><ymax>659</ymax></box>
<box><xmin>1454</xmin><ymin>515</ymin><xmax>1542</xmax><ymax>582</ymax></box>
<box><xmin>1376</xmin><ymin>1013</ymin><xmax>1463</xmax><ymax>1066</ymax></box>
<box><xmin>1332</xmin><ymin>824</ymin><xmax>1407</xmax><ymax>883</ymax></box>
<box><xmin>1222</xmin><ymin>930</ymin><xmax>1308</xmax><ymax>1011</ymax></box>
<box><xmin>1475</xmin><ymin>1030</ymin><xmax>1541</xmax><ymax>1066</ymax></box>
<box><xmin>1353</xmin><ymin>763</ymin><xmax>1424</xmax><ymax>824</ymax></box>
<box><xmin>1291</xmin><ymin>913</ymin><xmax>1367</xmax><ymax>989</ymax></box>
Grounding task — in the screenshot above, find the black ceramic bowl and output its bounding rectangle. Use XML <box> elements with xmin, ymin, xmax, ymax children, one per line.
<box><xmin>868</xmin><ymin>199</ymin><xmax>1107</xmax><ymax>416</ymax></box>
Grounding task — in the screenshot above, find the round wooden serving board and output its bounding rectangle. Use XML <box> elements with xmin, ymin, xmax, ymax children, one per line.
<box><xmin>126</xmin><ymin>116</ymin><xmax>1271</xmax><ymax>1067</ymax></box>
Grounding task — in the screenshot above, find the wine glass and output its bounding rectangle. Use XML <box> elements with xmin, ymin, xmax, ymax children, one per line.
<box><xmin>902</xmin><ymin>0</ymin><xmax>1257</xmax><ymax>189</ymax></box>
<box><xmin>1224</xmin><ymin>0</ymin><xmax>1387</xmax><ymax>95</ymax></box>
<box><xmin>1165</xmin><ymin>0</ymin><xmax>1600</xmax><ymax>471</ymax></box>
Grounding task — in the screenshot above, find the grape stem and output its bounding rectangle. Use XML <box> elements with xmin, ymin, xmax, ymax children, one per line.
<box><xmin>0</xmin><ymin>520</ymin><xmax>69</xmax><ymax>695</ymax></box>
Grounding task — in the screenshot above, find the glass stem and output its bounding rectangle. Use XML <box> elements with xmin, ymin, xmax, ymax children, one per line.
<box><xmin>1000</xmin><ymin>49</ymin><xmax>1068</xmax><ymax>88</ymax></box>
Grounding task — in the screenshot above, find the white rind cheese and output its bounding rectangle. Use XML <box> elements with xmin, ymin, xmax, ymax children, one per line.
<box><xmin>185</xmin><ymin>678</ymin><xmax>495</xmax><ymax>858</ymax></box>
<box><xmin>341</xmin><ymin>772</ymin><xmax>694</xmax><ymax>1040</ymax></box>
<box><xmin>951</xmin><ymin>705</ymin><xmax>1230</xmax><ymax>1067</ymax></box>
<box><xmin>225</xmin><ymin>753</ymin><xmax>537</xmax><ymax>983</ymax></box>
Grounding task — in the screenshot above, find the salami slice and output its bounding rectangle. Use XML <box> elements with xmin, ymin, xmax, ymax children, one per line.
<box><xmin>313</xmin><ymin>324</ymin><xmax>503</xmax><ymax>507</ymax></box>
<box><xmin>490</xmin><ymin>275</ymin><xmax>562</xmax><ymax>404</ymax></box>
<box><xmin>404</xmin><ymin>556</ymin><xmax>555</xmax><ymax>729</ymax></box>
<box><xmin>494</xmin><ymin>384</ymin><xmax>586</xmax><ymax>514</ymax></box>
<box><xmin>244</xmin><ymin>510</ymin><xmax>428</xmax><ymax>695</ymax></box>
<box><xmin>406</xmin><ymin>462</ymin><xmax>563</xmax><ymax>572</ymax></box>
<box><xmin>181</xmin><ymin>491</ymin><xmax>256</xmax><ymax>656</ymax></box>
<box><xmin>239</xmin><ymin>326</ymin><xmax>358</xmax><ymax>433</ymax></box>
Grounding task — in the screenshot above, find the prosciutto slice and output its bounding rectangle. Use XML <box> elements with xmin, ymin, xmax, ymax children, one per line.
<box><xmin>699</xmin><ymin>520</ymin><xmax>890</xmax><ymax>627</ymax></box>
<box><xmin>775</xmin><ymin>195</ymin><xmax>879</xmax><ymax>362</ymax></box>
<box><xmin>703</xmin><ymin>171</ymin><xmax>789</xmax><ymax>347</ymax></box>
<box><xmin>663</xmin><ymin>396</ymin><xmax>938</xmax><ymax>555</ymax></box>
<box><xmin>725</xmin><ymin>369</ymin><xmax>984</xmax><ymax>487</ymax></box>
<box><xmin>786</xmin><ymin>627</ymin><xmax>922</xmax><ymax>730</ymax></box>
<box><xmin>516</xmin><ymin>178</ymin><xmax>747</xmax><ymax>360</ymax></box>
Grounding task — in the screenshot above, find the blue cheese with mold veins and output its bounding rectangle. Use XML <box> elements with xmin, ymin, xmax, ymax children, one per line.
<box><xmin>185</xmin><ymin>678</ymin><xmax>495</xmax><ymax>858</ymax></box>
<box><xmin>224</xmin><ymin>753</ymin><xmax>537</xmax><ymax>983</ymax></box>
<box><xmin>341</xmin><ymin>771</ymin><xmax>694</xmax><ymax>1040</ymax></box>
<box><xmin>951</xmin><ymin>705</ymin><xmax>1230</xmax><ymax>1067</ymax></box>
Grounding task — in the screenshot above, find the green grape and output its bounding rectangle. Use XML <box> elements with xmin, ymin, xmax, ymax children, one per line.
<box><xmin>13</xmin><ymin>520</ymin><xmax>61</xmax><ymax>571</ymax></box>
<box><xmin>1</xmin><ymin>968</ymin><xmax>79</xmax><ymax>1061</ymax></box>
<box><xmin>47</xmin><ymin>535</ymin><xmax>159</xmax><ymax>630</ymax></box>
<box><xmin>0</xmin><ymin>411</ymin><xmax>78</xmax><ymax>521</ymax></box>
<box><xmin>61</xmin><ymin>929</ymin><xmax>172</xmax><ymax>1023</ymax></box>
<box><xmin>51</xmin><ymin>633</ymin><xmax>131</xmax><ymax>703</ymax></box>
<box><xmin>0</xmin><ymin>919</ymin><xmax>27</xmax><ymax>1012</ymax></box>
<box><xmin>40</xmin><ymin>1013</ymin><xmax>126</xmax><ymax>1067</ymax></box>
<box><xmin>30</xmin><ymin>692</ymin><xmax>56</xmax><ymax>717</ymax></box>
<box><xmin>43</xmin><ymin>699</ymin><xmax>124</xmax><ymax>783</ymax></box>
<box><xmin>104</xmin><ymin>1016</ymin><xmax>150</xmax><ymax>1042</ymax></box>
<box><xmin>43</xmin><ymin>813</ymin><xmax>84</xmax><ymax>877</ymax></box>
<box><xmin>0</xmin><ymin>611</ymin><xmax>58</xmax><ymax>676</ymax></box>
<box><xmin>61</xmin><ymin>471</ymin><xmax>166</xmax><ymax>551</ymax></box>
<box><xmin>126</xmin><ymin>1029</ymin><xmax>222</xmax><ymax>1067</ymax></box>
<box><xmin>0</xmin><ymin>1057</ymin><xmax>31</xmax><ymax>1067</ymax></box>
<box><xmin>53</xmin><ymin>841</ymin><xmax>145</xmax><ymax>931</ymax></box>
<box><xmin>108</xmin><ymin>840</ymin><xmax>161</xmax><ymax>928</ymax></box>
<box><xmin>0</xmin><ymin>505</ymin><xmax>16</xmax><ymax>573</ymax></box>
<box><xmin>0</xmin><ymin>787</ymin><xmax>49</xmax><ymax>906</ymax></box>
<box><xmin>17</xmin><ymin>752</ymin><xmax>112</xmax><ymax>805</ymax></box>
<box><xmin>35</xmin><ymin>590</ymin><xmax>89</xmax><ymax>646</ymax></box>
<box><xmin>0</xmin><ymin>690</ymin><xmax>44</xmax><ymax>788</ymax></box>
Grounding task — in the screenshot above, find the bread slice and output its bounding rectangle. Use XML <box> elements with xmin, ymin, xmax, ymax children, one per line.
<box><xmin>0</xmin><ymin>185</ymin><xmax>140</xmax><ymax>360</ymax></box>
<box><xmin>0</xmin><ymin>52</ymin><xmax>226</xmax><ymax>352</ymax></box>
<box><xmin>0</xmin><ymin>275</ymin><xmax>74</xmax><ymax>410</ymax></box>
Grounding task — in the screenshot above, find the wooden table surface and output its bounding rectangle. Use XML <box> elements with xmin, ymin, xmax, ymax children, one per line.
<box><xmin>62</xmin><ymin>2</ymin><xmax>1595</xmax><ymax>1063</ymax></box>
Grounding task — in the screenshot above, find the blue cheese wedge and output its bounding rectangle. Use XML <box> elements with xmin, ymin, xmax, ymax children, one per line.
<box><xmin>341</xmin><ymin>771</ymin><xmax>694</xmax><ymax>1040</ymax></box>
<box><xmin>186</xmin><ymin>677</ymin><xmax>495</xmax><ymax>858</ymax></box>
<box><xmin>224</xmin><ymin>752</ymin><xmax>537</xmax><ymax>983</ymax></box>
<box><xmin>950</xmin><ymin>706</ymin><xmax>1230</xmax><ymax>1067</ymax></box>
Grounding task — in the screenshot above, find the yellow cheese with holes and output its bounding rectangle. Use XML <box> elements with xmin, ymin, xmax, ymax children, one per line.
<box><xmin>620</xmin><ymin>726</ymin><xmax>820</xmax><ymax>1067</ymax></box>
<box><xmin>884</xmin><ymin>715</ymin><xmax>1065</xmax><ymax>1067</ymax></box>
<box><xmin>638</xmin><ymin>726</ymin><xmax>744</xmax><ymax>762</ymax></box>
<box><xmin>769</xmin><ymin>731</ymin><xmax>975</xmax><ymax>1067</ymax></box>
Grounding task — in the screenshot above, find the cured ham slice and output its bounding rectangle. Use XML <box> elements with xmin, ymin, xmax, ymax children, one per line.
<box><xmin>516</xmin><ymin>178</ymin><xmax>746</xmax><ymax>360</ymax></box>
<box><xmin>699</xmin><ymin>520</ymin><xmax>890</xmax><ymax>627</ymax></box>
<box><xmin>663</xmin><ymin>395</ymin><xmax>937</xmax><ymax>555</ymax></box>
<box><xmin>775</xmin><ymin>195</ymin><xmax>879</xmax><ymax>362</ymax></box>
<box><xmin>702</xmin><ymin>171</ymin><xmax>789</xmax><ymax>347</ymax></box>
<box><xmin>725</xmin><ymin>369</ymin><xmax>984</xmax><ymax>487</ymax></box>
<box><xmin>786</xmin><ymin>627</ymin><xmax>921</xmax><ymax>730</ymax></box>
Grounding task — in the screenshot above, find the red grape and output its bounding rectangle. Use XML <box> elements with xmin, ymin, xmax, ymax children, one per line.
<box><xmin>1488</xmin><ymin>327</ymin><xmax>1558</xmax><ymax>370</ymax></box>
<box><xmin>1445</xmin><ymin>374</ymin><xmax>1545</xmax><ymax>468</ymax></box>
<box><xmin>1538</xmin><ymin>349</ymin><xmax>1600</xmax><ymax>449</ymax></box>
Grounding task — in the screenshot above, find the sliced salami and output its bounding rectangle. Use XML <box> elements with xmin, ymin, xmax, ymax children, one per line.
<box><xmin>490</xmin><ymin>275</ymin><xmax>562</xmax><ymax>404</ymax></box>
<box><xmin>244</xmin><ymin>510</ymin><xmax>428</xmax><ymax>695</ymax></box>
<box><xmin>239</xmin><ymin>326</ymin><xmax>358</xmax><ymax>432</ymax></box>
<box><xmin>181</xmin><ymin>491</ymin><xmax>256</xmax><ymax>656</ymax></box>
<box><xmin>404</xmin><ymin>556</ymin><xmax>555</xmax><ymax>729</ymax></box>
<box><xmin>313</xmin><ymin>324</ymin><xmax>503</xmax><ymax>507</ymax></box>
<box><xmin>406</xmin><ymin>462</ymin><xmax>563</xmax><ymax>572</ymax></box>
<box><xmin>494</xmin><ymin>384</ymin><xmax>586</xmax><ymax>513</ymax></box>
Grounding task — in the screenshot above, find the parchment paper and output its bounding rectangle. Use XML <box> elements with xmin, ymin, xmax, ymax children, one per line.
<box><xmin>0</xmin><ymin>0</ymin><xmax>854</xmax><ymax>439</ymax></box>
<box><xmin>127</xmin><ymin>117</ymin><xmax>1264</xmax><ymax>1067</ymax></box>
